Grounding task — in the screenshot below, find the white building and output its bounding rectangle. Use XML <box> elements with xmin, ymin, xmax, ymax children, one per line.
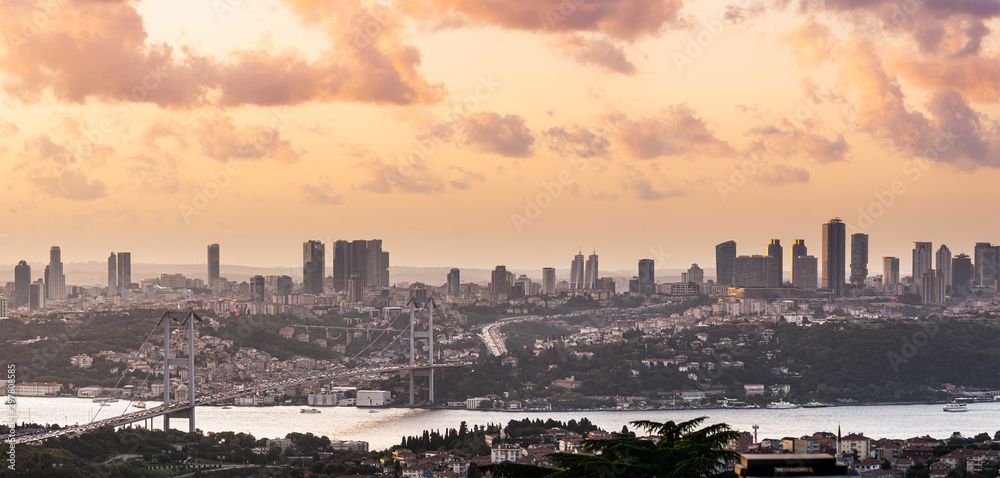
<box><xmin>357</xmin><ymin>390</ymin><xmax>391</xmax><ymax>407</ymax></box>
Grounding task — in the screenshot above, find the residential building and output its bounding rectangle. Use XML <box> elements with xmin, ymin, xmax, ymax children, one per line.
<box><xmin>850</xmin><ymin>233</ymin><xmax>868</xmax><ymax>285</ymax></box>
<box><xmin>822</xmin><ymin>218</ymin><xmax>846</xmax><ymax>296</ymax></box>
<box><xmin>912</xmin><ymin>242</ymin><xmax>932</xmax><ymax>293</ymax></box>
<box><xmin>767</xmin><ymin>239</ymin><xmax>783</xmax><ymax>284</ymax></box>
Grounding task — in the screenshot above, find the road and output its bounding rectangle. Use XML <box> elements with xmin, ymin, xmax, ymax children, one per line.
<box><xmin>480</xmin><ymin>315</ymin><xmax>542</xmax><ymax>355</ymax></box>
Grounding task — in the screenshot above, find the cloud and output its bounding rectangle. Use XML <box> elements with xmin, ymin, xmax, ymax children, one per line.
<box><xmin>621</xmin><ymin>172</ymin><xmax>685</xmax><ymax>200</ymax></box>
<box><xmin>756</xmin><ymin>165</ymin><xmax>811</xmax><ymax>186</ymax></box>
<box><xmin>605</xmin><ymin>106</ymin><xmax>734</xmax><ymax>159</ymax></box>
<box><xmin>0</xmin><ymin>120</ymin><xmax>18</xmax><ymax>137</ymax></box>
<box><xmin>18</xmin><ymin>135</ymin><xmax>108</xmax><ymax>200</ymax></box>
<box><xmin>400</xmin><ymin>0</ymin><xmax>687</xmax><ymax>40</ymax></box>
<box><xmin>0</xmin><ymin>0</ymin><xmax>442</xmax><ymax>107</ymax></box>
<box><xmin>747</xmin><ymin>123</ymin><xmax>849</xmax><ymax>163</ymax></box>
<box><xmin>843</xmin><ymin>38</ymin><xmax>1000</xmax><ymax>168</ymax></box>
<box><xmin>124</xmin><ymin>154</ymin><xmax>180</xmax><ymax>194</ymax></box>
<box><xmin>544</xmin><ymin>124</ymin><xmax>611</xmax><ymax>158</ymax></box>
<box><xmin>194</xmin><ymin>116</ymin><xmax>301</xmax><ymax>163</ymax></box>
<box><xmin>460</xmin><ymin>112</ymin><xmax>535</xmax><ymax>157</ymax></box>
<box><xmin>302</xmin><ymin>183</ymin><xmax>344</xmax><ymax>205</ymax></box>
<box><xmin>891</xmin><ymin>43</ymin><xmax>1000</xmax><ymax>103</ymax></box>
<box><xmin>549</xmin><ymin>34</ymin><xmax>638</xmax><ymax>74</ymax></box>
<box><xmin>778</xmin><ymin>15</ymin><xmax>834</xmax><ymax>67</ymax></box>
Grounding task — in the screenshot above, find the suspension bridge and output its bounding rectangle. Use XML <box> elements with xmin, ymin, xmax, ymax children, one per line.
<box><xmin>4</xmin><ymin>299</ymin><xmax>467</xmax><ymax>446</ymax></box>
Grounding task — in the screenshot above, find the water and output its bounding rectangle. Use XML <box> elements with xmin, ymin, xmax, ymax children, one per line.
<box><xmin>8</xmin><ymin>397</ymin><xmax>999</xmax><ymax>451</ymax></box>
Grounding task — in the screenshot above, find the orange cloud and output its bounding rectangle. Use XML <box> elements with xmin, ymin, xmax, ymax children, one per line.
<box><xmin>605</xmin><ymin>107</ymin><xmax>734</xmax><ymax>159</ymax></box>
<box><xmin>460</xmin><ymin>112</ymin><xmax>535</xmax><ymax>157</ymax></box>
<box><xmin>17</xmin><ymin>135</ymin><xmax>109</xmax><ymax>200</ymax></box>
<box><xmin>549</xmin><ymin>34</ymin><xmax>638</xmax><ymax>74</ymax></box>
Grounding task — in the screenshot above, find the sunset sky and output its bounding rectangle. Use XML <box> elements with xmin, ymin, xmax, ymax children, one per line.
<box><xmin>1</xmin><ymin>0</ymin><xmax>999</xmax><ymax>274</ymax></box>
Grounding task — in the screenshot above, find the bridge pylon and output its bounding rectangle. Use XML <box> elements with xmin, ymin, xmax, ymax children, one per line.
<box><xmin>158</xmin><ymin>310</ymin><xmax>201</xmax><ymax>433</ymax></box>
<box><xmin>407</xmin><ymin>298</ymin><xmax>436</xmax><ymax>405</ymax></box>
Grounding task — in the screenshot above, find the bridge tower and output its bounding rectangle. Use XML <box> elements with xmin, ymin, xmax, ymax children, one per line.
<box><xmin>407</xmin><ymin>298</ymin><xmax>436</xmax><ymax>405</ymax></box>
<box><xmin>159</xmin><ymin>310</ymin><xmax>201</xmax><ymax>433</ymax></box>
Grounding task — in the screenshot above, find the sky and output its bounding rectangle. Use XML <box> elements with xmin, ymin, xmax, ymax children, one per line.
<box><xmin>1</xmin><ymin>0</ymin><xmax>999</xmax><ymax>273</ymax></box>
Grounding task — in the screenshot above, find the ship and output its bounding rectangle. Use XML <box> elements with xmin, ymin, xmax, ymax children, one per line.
<box><xmin>300</xmin><ymin>408</ymin><xmax>321</xmax><ymax>414</ymax></box>
<box><xmin>93</xmin><ymin>397</ymin><xmax>118</xmax><ymax>403</ymax></box>
<box><xmin>221</xmin><ymin>406</ymin><xmax>232</xmax><ymax>410</ymax></box>
<box><xmin>766</xmin><ymin>400</ymin><xmax>800</xmax><ymax>409</ymax></box>
<box><xmin>943</xmin><ymin>403</ymin><xmax>968</xmax><ymax>412</ymax></box>
<box><xmin>132</xmin><ymin>401</ymin><xmax>146</xmax><ymax>409</ymax></box>
<box><xmin>802</xmin><ymin>401</ymin><xmax>828</xmax><ymax>408</ymax></box>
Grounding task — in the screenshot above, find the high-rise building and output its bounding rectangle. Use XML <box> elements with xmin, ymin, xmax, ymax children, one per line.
<box><xmin>912</xmin><ymin>242</ymin><xmax>933</xmax><ymax>293</ymax></box>
<box><xmin>952</xmin><ymin>254</ymin><xmax>974</xmax><ymax>297</ymax></box>
<box><xmin>107</xmin><ymin>252</ymin><xmax>117</xmax><ymax>295</ymax></box>
<box><xmin>792</xmin><ymin>255</ymin><xmax>818</xmax><ymax>291</ymax></box>
<box><xmin>734</xmin><ymin>255</ymin><xmax>781</xmax><ymax>288</ymax></box>
<box><xmin>249</xmin><ymin>275</ymin><xmax>265</xmax><ymax>302</ymax></box>
<box><xmin>517</xmin><ymin>275</ymin><xmax>533</xmax><ymax>297</ymax></box>
<box><xmin>347</xmin><ymin>274</ymin><xmax>364</xmax><ymax>302</ymax></box>
<box><xmin>570</xmin><ymin>252</ymin><xmax>585</xmax><ymax>289</ymax></box>
<box><xmin>849</xmin><ymin>233</ymin><xmax>868</xmax><ymax>285</ymax></box>
<box><xmin>790</xmin><ymin>240</ymin><xmax>807</xmax><ymax>288</ymax></box>
<box><xmin>974</xmin><ymin>242</ymin><xmax>999</xmax><ymax>287</ymax></box>
<box><xmin>117</xmin><ymin>252</ymin><xmax>131</xmax><ymax>291</ymax></box>
<box><xmin>303</xmin><ymin>240</ymin><xmax>325</xmax><ymax>294</ymax></box>
<box><xmin>584</xmin><ymin>252</ymin><xmax>598</xmax><ymax>289</ymax></box>
<box><xmin>638</xmin><ymin>259</ymin><xmax>655</xmax><ymax>295</ymax></box>
<box><xmin>366</xmin><ymin>239</ymin><xmax>383</xmax><ymax>288</ymax></box>
<box><xmin>686</xmin><ymin>264</ymin><xmax>704</xmax><ymax>284</ymax></box>
<box><xmin>47</xmin><ymin>246</ymin><xmax>65</xmax><ymax>300</ymax></box>
<box><xmin>0</xmin><ymin>296</ymin><xmax>7</xmax><ymax>319</ymax></box>
<box><xmin>14</xmin><ymin>260</ymin><xmax>30</xmax><ymax>307</ymax></box>
<box><xmin>490</xmin><ymin>266</ymin><xmax>510</xmax><ymax>297</ymax></box>
<box><xmin>921</xmin><ymin>270</ymin><xmax>946</xmax><ymax>305</ymax></box>
<box><xmin>716</xmin><ymin>241</ymin><xmax>737</xmax><ymax>286</ymax></box>
<box><xmin>208</xmin><ymin>244</ymin><xmax>220</xmax><ymax>289</ymax></box>
<box><xmin>542</xmin><ymin>267</ymin><xmax>556</xmax><ymax>295</ymax></box>
<box><xmin>29</xmin><ymin>280</ymin><xmax>45</xmax><ymax>310</ymax></box>
<box><xmin>822</xmin><ymin>218</ymin><xmax>846</xmax><ymax>296</ymax></box>
<box><xmin>447</xmin><ymin>268</ymin><xmax>461</xmax><ymax>296</ymax></box>
<box><xmin>766</xmin><ymin>240</ymin><xmax>783</xmax><ymax>285</ymax></box>
<box><xmin>333</xmin><ymin>240</ymin><xmax>351</xmax><ymax>292</ymax></box>
<box><xmin>883</xmin><ymin>257</ymin><xmax>900</xmax><ymax>286</ymax></box>
<box><xmin>276</xmin><ymin>275</ymin><xmax>294</xmax><ymax>295</ymax></box>
<box><xmin>935</xmin><ymin>245</ymin><xmax>952</xmax><ymax>288</ymax></box>
<box><xmin>379</xmin><ymin>250</ymin><xmax>389</xmax><ymax>288</ymax></box>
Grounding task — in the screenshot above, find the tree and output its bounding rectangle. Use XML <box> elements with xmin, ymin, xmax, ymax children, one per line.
<box><xmin>481</xmin><ymin>417</ymin><xmax>739</xmax><ymax>478</ymax></box>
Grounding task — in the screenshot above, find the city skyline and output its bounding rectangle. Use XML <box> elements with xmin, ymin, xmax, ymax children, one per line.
<box><xmin>1</xmin><ymin>1</ymin><xmax>999</xmax><ymax>273</ymax></box>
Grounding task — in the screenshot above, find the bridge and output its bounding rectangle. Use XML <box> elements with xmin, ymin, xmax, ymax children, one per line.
<box><xmin>4</xmin><ymin>301</ymin><xmax>466</xmax><ymax>446</ymax></box>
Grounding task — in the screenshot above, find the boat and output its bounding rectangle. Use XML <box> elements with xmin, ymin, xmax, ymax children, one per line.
<box><xmin>368</xmin><ymin>410</ymin><xmax>379</xmax><ymax>414</ymax></box>
<box><xmin>132</xmin><ymin>401</ymin><xmax>146</xmax><ymax>409</ymax></box>
<box><xmin>300</xmin><ymin>408</ymin><xmax>321</xmax><ymax>414</ymax></box>
<box><xmin>93</xmin><ymin>397</ymin><xmax>118</xmax><ymax>403</ymax></box>
<box><xmin>221</xmin><ymin>406</ymin><xmax>232</xmax><ymax>410</ymax></box>
<box><xmin>802</xmin><ymin>401</ymin><xmax>828</xmax><ymax>408</ymax></box>
<box><xmin>766</xmin><ymin>400</ymin><xmax>800</xmax><ymax>409</ymax></box>
<box><xmin>943</xmin><ymin>403</ymin><xmax>968</xmax><ymax>412</ymax></box>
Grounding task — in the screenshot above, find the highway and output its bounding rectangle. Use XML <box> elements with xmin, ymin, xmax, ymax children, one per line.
<box><xmin>479</xmin><ymin>315</ymin><xmax>543</xmax><ymax>355</ymax></box>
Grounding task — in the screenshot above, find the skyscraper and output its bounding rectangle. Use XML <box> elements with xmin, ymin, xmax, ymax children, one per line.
<box><xmin>366</xmin><ymin>239</ymin><xmax>383</xmax><ymax>288</ymax></box>
<box><xmin>249</xmin><ymin>275</ymin><xmax>265</xmax><ymax>302</ymax></box>
<box><xmin>542</xmin><ymin>267</ymin><xmax>556</xmax><ymax>295</ymax></box>
<box><xmin>912</xmin><ymin>242</ymin><xmax>933</xmax><ymax>292</ymax></box>
<box><xmin>208</xmin><ymin>244</ymin><xmax>220</xmax><ymax>289</ymax></box>
<box><xmin>570</xmin><ymin>252</ymin><xmax>585</xmax><ymax>289</ymax></box>
<box><xmin>766</xmin><ymin>239</ymin><xmax>783</xmax><ymax>285</ymax></box>
<box><xmin>29</xmin><ymin>280</ymin><xmax>44</xmax><ymax>310</ymax></box>
<box><xmin>638</xmin><ymin>259</ymin><xmax>655</xmax><ymax>295</ymax></box>
<box><xmin>792</xmin><ymin>255</ymin><xmax>818</xmax><ymax>291</ymax></box>
<box><xmin>686</xmin><ymin>264</ymin><xmax>704</xmax><ymax>283</ymax></box>
<box><xmin>379</xmin><ymin>250</ymin><xmax>390</xmax><ymax>288</ymax></box>
<box><xmin>47</xmin><ymin>246</ymin><xmax>65</xmax><ymax>300</ymax></box>
<box><xmin>849</xmin><ymin>233</ymin><xmax>868</xmax><ymax>285</ymax></box>
<box><xmin>935</xmin><ymin>245</ymin><xmax>952</xmax><ymax>288</ymax></box>
<box><xmin>117</xmin><ymin>252</ymin><xmax>131</xmax><ymax>291</ymax></box>
<box><xmin>0</xmin><ymin>296</ymin><xmax>7</xmax><ymax>319</ymax></box>
<box><xmin>883</xmin><ymin>257</ymin><xmax>900</xmax><ymax>286</ymax></box>
<box><xmin>447</xmin><ymin>268</ymin><xmax>461</xmax><ymax>296</ymax></box>
<box><xmin>584</xmin><ymin>252</ymin><xmax>598</xmax><ymax>289</ymax></box>
<box><xmin>734</xmin><ymin>255</ymin><xmax>781</xmax><ymax>288</ymax></box>
<box><xmin>347</xmin><ymin>274</ymin><xmax>364</xmax><ymax>302</ymax></box>
<box><xmin>821</xmin><ymin>218</ymin><xmax>846</xmax><ymax>296</ymax></box>
<box><xmin>490</xmin><ymin>265</ymin><xmax>510</xmax><ymax>297</ymax></box>
<box><xmin>303</xmin><ymin>240</ymin><xmax>325</xmax><ymax>294</ymax></box>
<box><xmin>14</xmin><ymin>260</ymin><xmax>30</xmax><ymax>307</ymax></box>
<box><xmin>952</xmin><ymin>254</ymin><xmax>973</xmax><ymax>297</ymax></box>
<box><xmin>107</xmin><ymin>252</ymin><xmax>117</xmax><ymax>295</ymax></box>
<box><xmin>333</xmin><ymin>240</ymin><xmax>351</xmax><ymax>292</ymax></box>
<box><xmin>974</xmin><ymin>242</ymin><xmax>999</xmax><ymax>287</ymax></box>
<box><xmin>921</xmin><ymin>270</ymin><xmax>946</xmax><ymax>305</ymax></box>
<box><xmin>790</xmin><ymin>239</ymin><xmax>807</xmax><ymax>283</ymax></box>
<box><xmin>716</xmin><ymin>241</ymin><xmax>737</xmax><ymax>286</ymax></box>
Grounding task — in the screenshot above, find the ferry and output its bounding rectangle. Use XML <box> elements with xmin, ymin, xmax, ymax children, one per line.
<box><xmin>802</xmin><ymin>401</ymin><xmax>828</xmax><ymax>408</ymax></box>
<box><xmin>943</xmin><ymin>403</ymin><xmax>968</xmax><ymax>412</ymax></box>
<box><xmin>132</xmin><ymin>401</ymin><xmax>146</xmax><ymax>409</ymax></box>
<box><xmin>300</xmin><ymin>408</ymin><xmax>321</xmax><ymax>414</ymax></box>
<box><xmin>766</xmin><ymin>400</ymin><xmax>800</xmax><ymax>409</ymax></box>
<box><xmin>93</xmin><ymin>397</ymin><xmax>118</xmax><ymax>403</ymax></box>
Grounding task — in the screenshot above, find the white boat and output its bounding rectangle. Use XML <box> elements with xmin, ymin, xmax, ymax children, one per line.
<box><xmin>93</xmin><ymin>397</ymin><xmax>118</xmax><ymax>403</ymax></box>
<box><xmin>766</xmin><ymin>400</ymin><xmax>800</xmax><ymax>409</ymax></box>
<box><xmin>300</xmin><ymin>408</ymin><xmax>321</xmax><ymax>414</ymax></box>
<box><xmin>802</xmin><ymin>401</ymin><xmax>828</xmax><ymax>408</ymax></box>
<box><xmin>943</xmin><ymin>403</ymin><xmax>968</xmax><ymax>412</ymax></box>
<box><xmin>132</xmin><ymin>401</ymin><xmax>146</xmax><ymax>409</ymax></box>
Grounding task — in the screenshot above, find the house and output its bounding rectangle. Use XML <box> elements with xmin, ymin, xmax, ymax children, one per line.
<box><xmin>855</xmin><ymin>459</ymin><xmax>883</xmax><ymax>472</ymax></box>
<box><xmin>839</xmin><ymin>433</ymin><xmax>871</xmax><ymax>459</ymax></box>
<box><xmin>552</xmin><ymin>376</ymin><xmax>583</xmax><ymax>389</ymax></box>
<box><xmin>744</xmin><ymin>384</ymin><xmax>765</xmax><ymax>396</ymax></box>
<box><xmin>490</xmin><ymin>445</ymin><xmax>524</xmax><ymax>463</ymax></box>
<box><xmin>860</xmin><ymin>469</ymin><xmax>903</xmax><ymax>478</ymax></box>
<box><xmin>928</xmin><ymin>462</ymin><xmax>953</xmax><ymax>478</ymax></box>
